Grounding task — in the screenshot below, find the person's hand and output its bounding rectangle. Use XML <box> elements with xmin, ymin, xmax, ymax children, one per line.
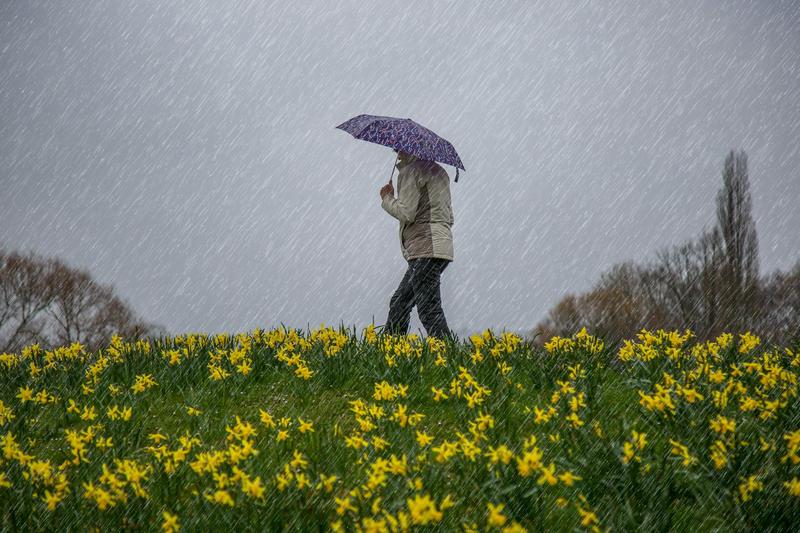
<box><xmin>380</xmin><ymin>181</ymin><xmax>394</xmax><ymax>200</ymax></box>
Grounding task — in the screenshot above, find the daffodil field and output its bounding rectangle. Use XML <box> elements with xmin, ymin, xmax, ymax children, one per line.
<box><xmin>1</xmin><ymin>324</ymin><xmax>799</xmax><ymax>531</ymax></box>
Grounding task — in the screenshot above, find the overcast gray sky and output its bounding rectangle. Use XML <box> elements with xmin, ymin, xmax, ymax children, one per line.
<box><xmin>2</xmin><ymin>0</ymin><xmax>799</xmax><ymax>338</ymax></box>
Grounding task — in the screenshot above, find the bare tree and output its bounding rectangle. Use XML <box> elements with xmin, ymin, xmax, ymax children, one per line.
<box><xmin>45</xmin><ymin>260</ymin><xmax>103</xmax><ymax>347</ymax></box>
<box><xmin>695</xmin><ymin>227</ymin><xmax>725</xmax><ymax>338</ymax></box>
<box><xmin>0</xmin><ymin>249</ymin><xmax>58</xmax><ymax>352</ymax></box>
<box><xmin>640</xmin><ymin>226</ymin><xmax>727</xmax><ymax>340</ymax></box>
<box><xmin>755</xmin><ymin>259</ymin><xmax>800</xmax><ymax>346</ymax></box>
<box><xmin>582</xmin><ymin>261</ymin><xmax>651</xmax><ymax>345</ymax></box>
<box><xmin>532</xmin><ymin>261</ymin><xmax>661</xmax><ymax>346</ymax></box>
<box><xmin>531</xmin><ymin>293</ymin><xmax>584</xmax><ymax>343</ymax></box>
<box><xmin>650</xmin><ymin>239</ymin><xmax>702</xmax><ymax>329</ymax></box>
<box><xmin>533</xmin><ymin>149</ymin><xmax>783</xmax><ymax>346</ymax></box>
<box><xmin>716</xmin><ymin>149</ymin><xmax>759</xmax><ymax>332</ymax></box>
<box><xmin>0</xmin><ymin>246</ymin><xmax>166</xmax><ymax>352</ymax></box>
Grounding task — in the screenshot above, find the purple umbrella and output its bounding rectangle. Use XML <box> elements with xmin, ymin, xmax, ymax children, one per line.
<box><xmin>336</xmin><ymin>114</ymin><xmax>465</xmax><ymax>182</ymax></box>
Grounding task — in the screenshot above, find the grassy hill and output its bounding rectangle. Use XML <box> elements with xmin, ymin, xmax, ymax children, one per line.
<box><xmin>1</xmin><ymin>325</ymin><xmax>799</xmax><ymax>531</ymax></box>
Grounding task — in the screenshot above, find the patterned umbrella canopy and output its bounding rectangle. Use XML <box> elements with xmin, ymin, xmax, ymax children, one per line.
<box><xmin>336</xmin><ymin>114</ymin><xmax>465</xmax><ymax>182</ymax></box>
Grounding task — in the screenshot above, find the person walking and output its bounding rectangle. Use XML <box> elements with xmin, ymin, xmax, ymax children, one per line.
<box><xmin>379</xmin><ymin>148</ymin><xmax>455</xmax><ymax>340</ymax></box>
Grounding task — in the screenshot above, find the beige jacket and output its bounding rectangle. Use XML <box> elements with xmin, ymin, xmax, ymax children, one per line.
<box><xmin>381</xmin><ymin>154</ymin><xmax>454</xmax><ymax>262</ymax></box>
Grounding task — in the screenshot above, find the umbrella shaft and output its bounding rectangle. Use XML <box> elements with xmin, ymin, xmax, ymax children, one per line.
<box><xmin>389</xmin><ymin>152</ymin><xmax>399</xmax><ymax>183</ymax></box>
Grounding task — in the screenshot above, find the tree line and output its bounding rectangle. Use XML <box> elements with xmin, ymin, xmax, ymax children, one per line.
<box><xmin>0</xmin><ymin>247</ymin><xmax>167</xmax><ymax>353</ymax></box>
<box><xmin>533</xmin><ymin>149</ymin><xmax>800</xmax><ymax>348</ymax></box>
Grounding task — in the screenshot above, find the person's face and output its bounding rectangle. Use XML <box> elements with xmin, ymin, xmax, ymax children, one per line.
<box><xmin>395</xmin><ymin>149</ymin><xmax>410</xmax><ymax>163</ymax></box>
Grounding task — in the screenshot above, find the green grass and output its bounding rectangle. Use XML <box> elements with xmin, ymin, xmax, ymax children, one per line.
<box><xmin>1</xmin><ymin>327</ymin><xmax>799</xmax><ymax>532</ymax></box>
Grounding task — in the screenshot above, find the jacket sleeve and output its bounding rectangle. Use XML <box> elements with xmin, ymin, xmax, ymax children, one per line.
<box><xmin>381</xmin><ymin>167</ymin><xmax>421</xmax><ymax>224</ymax></box>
